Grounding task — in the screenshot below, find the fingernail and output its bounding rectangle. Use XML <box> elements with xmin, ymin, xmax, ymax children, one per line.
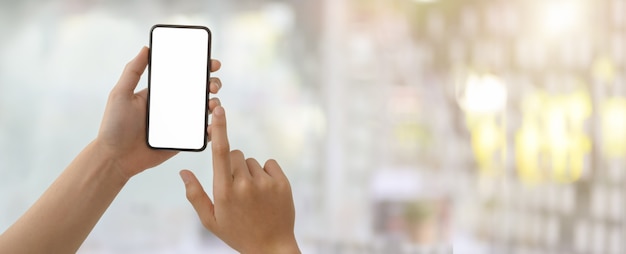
<box><xmin>179</xmin><ymin>171</ymin><xmax>191</xmax><ymax>184</ymax></box>
<box><xmin>213</xmin><ymin>106</ymin><xmax>224</xmax><ymax>116</ymax></box>
<box><xmin>214</xmin><ymin>98</ymin><xmax>221</xmax><ymax>105</ymax></box>
<box><xmin>212</xmin><ymin>81</ymin><xmax>222</xmax><ymax>90</ymax></box>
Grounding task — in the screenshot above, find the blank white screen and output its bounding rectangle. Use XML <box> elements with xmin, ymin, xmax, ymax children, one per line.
<box><xmin>148</xmin><ymin>26</ymin><xmax>209</xmax><ymax>150</ymax></box>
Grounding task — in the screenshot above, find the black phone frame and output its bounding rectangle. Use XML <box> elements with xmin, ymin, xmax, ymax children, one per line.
<box><xmin>146</xmin><ymin>24</ymin><xmax>212</xmax><ymax>152</ymax></box>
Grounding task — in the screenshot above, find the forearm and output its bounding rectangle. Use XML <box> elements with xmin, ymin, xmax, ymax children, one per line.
<box><xmin>0</xmin><ymin>141</ymin><xmax>128</xmax><ymax>253</ymax></box>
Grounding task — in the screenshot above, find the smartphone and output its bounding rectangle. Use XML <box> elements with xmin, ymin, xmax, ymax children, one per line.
<box><xmin>147</xmin><ymin>24</ymin><xmax>211</xmax><ymax>151</ymax></box>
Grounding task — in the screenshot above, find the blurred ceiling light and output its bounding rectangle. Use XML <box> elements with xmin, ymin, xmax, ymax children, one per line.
<box><xmin>263</xmin><ymin>2</ymin><xmax>295</xmax><ymax>33</ymax></box>
<box><xmin>540</xmin><ymin>1</ymin><xmax>585</xmax><ymax>36</ymax></box>
<box><xmin>458</xmin><ymin>73</ymin><xmax>507</xmax><ymax>114</ymax></box>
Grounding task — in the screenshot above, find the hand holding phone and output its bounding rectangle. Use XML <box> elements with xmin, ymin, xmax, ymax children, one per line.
<box><xmin>147</xmin><ymin>24</ymin><xmax>212</xmax><ymax>151</ymax></box>
<box><xmin>95</xmin><ymin>27</ymin><xmax>220</xmax><ymax>178</ymax></box>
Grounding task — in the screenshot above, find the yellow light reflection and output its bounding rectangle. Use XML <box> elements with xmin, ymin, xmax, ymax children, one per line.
<box><xmin>515</xmin><ymin>118</ymin><xmax>542</xmax><ymax>183</ymax></box>
<box><xmin>515</xmin><ymin>90</ymin><xmax>591</xmax><ymax>184</ymax></box>
<box><xmin>592</xmin><ymin>56</ymin><xmax>616</xmax><ymax>83</ymax></box>
<box><xmin>468</xmin><ymin>116</ymin><xmax>505</xmax><ymax>175</ymax></box>
<box><xmin>601</xmin><ymin>97</ymin><xmax>626</xmax><ymax>158</ymax></box>
<box><xmin>460</xmin><ymin>72</ymin><xmax>507</xmax><ymax>175</ymax></box>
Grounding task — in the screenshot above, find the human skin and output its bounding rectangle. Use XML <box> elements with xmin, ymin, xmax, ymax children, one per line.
<box><xmin>180</xmin><ymin>105</ymin><xmax>301</xmax><ymax>254</ymax></box>
<box><xmin>0</xmin><ymin>47</ymin><xmax>223</xmax><ymax>253</ymax></box>
<box><xmin>0</xmin><ymin>46</ymin><xmax>300</xmax><ymax>254</ymax></box>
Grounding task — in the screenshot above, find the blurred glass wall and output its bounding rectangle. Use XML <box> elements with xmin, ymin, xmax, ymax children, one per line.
<box><xmin>1</xmin><ymin>0</ymin><xmax>625</xmax><ymax>253</ymax></box>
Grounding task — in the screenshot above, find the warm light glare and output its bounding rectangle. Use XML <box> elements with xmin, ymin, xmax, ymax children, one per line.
<box><xmin>540</xmin><ymin>1</ymin><xmax>584</xmax><ymax>36</ymax></box>
<box><xmin>602</xmin><ymin>98</ymin><xmax>626</xmax><ymax>157</ymax></box>
<box><xmin>459</xmin><ymin>73</ymin><xmax>507</xmax><ymax>114</ymax></box>
<box><xmin>514</xmin><ymin>91</ymin><xmax>591</xmax><ymax>184</ymax></box>
<box><xmin>470</xmin><ymin>117</ymin><xmax>505</xmax><ymax>173</ymax></box>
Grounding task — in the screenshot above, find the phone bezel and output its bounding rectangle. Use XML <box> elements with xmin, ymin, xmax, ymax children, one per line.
<box><xmin>146</xmin><ymin>24</ymin><xmax>212</xmax><ymax>152</ymax></box>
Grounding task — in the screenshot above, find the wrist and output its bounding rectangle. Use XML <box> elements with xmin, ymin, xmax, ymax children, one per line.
<box><xmin>271</xmin><ymin>241</ymin><xmax>301</xmax><ymax>254</ymax></box>
<box><xmin>89</xmin><ymin>139</ymin><xmax>131</xmax><ymax>183</ymax></box>
<box><xmin>252</xmin><ymin>236</ymin><xmax>300</xmax><ymax>254</ymax></box>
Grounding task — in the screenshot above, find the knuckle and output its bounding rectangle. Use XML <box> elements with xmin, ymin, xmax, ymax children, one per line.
<box><xmin>108</xmin><ymin>89</ymin><xmax>123</xmax><ymax>100</ymax></box>
<box><xmin>276</xmin><ymin>179</ymin><xmax>292</xmax><ymax>192</ymax></box>
<box><xmin>123</xmin><ymin>61</ymin><xmax>140</xmax><ymax>75</ymax></box>
<box><xmin>235</xmin><ymin>178</ymin><xmax>253</xmax><ymax>193</ymax></box>
<box><xmin>185</xmin><ymin>189</ymin><xmax>201</xmax><ymax>203</ymax></box>
<box><xmin>212</xmin><ymin>143</ymin><xmax>230</xmax><ymax>154</ymax></box>
<box><xmin>212</xmin><ymin>117</ymin><xmax>226</xmax><ymax>127</ymax></box>
<box><xmin>199</xmin><ymin>215</ymin><xmax>214</xmax><ymax>230</ymax></box>
<box><xmin>256</xmin><ymin>177</ymin><xmax>271</xmax><ymax>190</ymax></box>
<box><xmin>230</xmin><ymin>149</ymin><xmax>244</xmax><ymax>157</ymax></box>
<box><xmin>123</xmin><ymin>62</ymin><xmax>133</xmax><ymax>72</ymax></box>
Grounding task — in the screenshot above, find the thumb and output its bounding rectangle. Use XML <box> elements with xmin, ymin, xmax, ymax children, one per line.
<box><xmin>180</xmin><ymin>170</ymin><xmax>217</xmax><ymax>232</ymax></box>
<box><xmin>113</xmin><ymin>46</ymin><xmax>149</xmax><ymax>97</ymax></box>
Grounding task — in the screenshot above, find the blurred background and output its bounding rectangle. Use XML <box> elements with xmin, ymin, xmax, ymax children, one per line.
<box><xmin>0</xmin><ymin>0</ymin><xmax>625</xmax><ymax>253</ymax></box>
